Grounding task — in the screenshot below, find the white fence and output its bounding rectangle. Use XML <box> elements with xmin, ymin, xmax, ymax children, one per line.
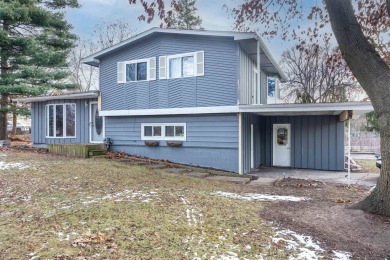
<box><xmin>348</xmin><ymin>131</ymin><xmax>380</xmax><ymax>153</ymax></box>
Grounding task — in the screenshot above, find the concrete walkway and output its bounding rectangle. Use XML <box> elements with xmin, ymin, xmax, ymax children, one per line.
<box><xmin>249</xmin><ymin>167</ymin><xmax>379</xmax><ymax>188</ymax></box>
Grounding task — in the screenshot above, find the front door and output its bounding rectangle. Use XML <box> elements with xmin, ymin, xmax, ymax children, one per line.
<box><xmin>273</xmin><ymin>124</ymin><xmax>291</xmax><ymax>167</ymax></box>
<box><xmin>90</xmin><ymin>102</ymin><xmax>104</xmax><ymax>143</ymax></box>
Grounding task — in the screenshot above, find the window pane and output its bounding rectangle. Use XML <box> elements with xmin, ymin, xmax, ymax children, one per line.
<box><xmin>166</xmin><ymin>126</ymin><xmax>174</xmax><ymax>137</ymax></box>
<box><xmin>126</xmin><ymin>63</ymin><xmax>135</xmax><ymax>82</ymax></box>
<box><xmin>268</xmin><ymin>78</ymin><xmax>275</xmax><ymax>97</ymax></box>
<box><xmin>169</xmin><ymin>57</ymin><xmax>181</xmax><ymax>78</ymax></box>
<box><xmin>153</xmin><ymin>126</ymin><xmax>161</xmax><ymax>136</ymax></box>
<box><xmin>66</xmin><ymin>104</ymin><xmax>76</xmax><ymax>137</ymax></box>
<box><xmin>55</xmin><ymin>105</ymin><xmax>63</xmax><ymax>137</ymax></box>
<box><xmin>277</xmin><ymin>127</ymin><xmax>288</xmax><ymax>145</ymax></box>
<box><xmin>137</xmin><ymin>62</ymin><xmax>147</xmax><ymax>81</ymax></box>
<box><xmin>144</xmin><ymin>126</ymin><xmax>152</xmax><ymax>136</ymax></box>
<box><xmin>175</xmin><ymin>126</ymin><xmax>184</xmax><ymax>137</ymax></box>
<box><xmin>48</xmin><ymin>105</ymin><xmax>54</xmax><ymax>137</ymax></box>
<box><xmin>182</xmin><ymin>56</ymin><xmax>194</xmax><ymax>77</ymax></box>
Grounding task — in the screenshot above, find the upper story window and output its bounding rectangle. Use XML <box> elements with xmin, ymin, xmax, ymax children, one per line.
<box><xmin>46</xmin><ymin>104</ymin><xmax>76</xmax><ymax>138</ymax></box>
<box><xmin>159</xmin><ymin>51</ymin><xmax>204</xmax><ymax>80</ymax></box>
<box><xmin>117</xmin><ymin>57</ymin><xmax>156</xmax><ymax>83</ymax></box>
<box><xmin>267</xmin><ymin>77</ymin><xmax>279</xmax><ymax>104</ymax></box>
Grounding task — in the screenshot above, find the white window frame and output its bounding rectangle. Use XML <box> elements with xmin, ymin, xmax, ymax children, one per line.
<box><xmin>141</xmin><ymin>123</ymin><xmax>187</xmax><ymax>141</ymax></box>
<box><xmin>167</xmin><ymin>51</ymin><xmax>203</xmax><ymax>79</ymax></box>
<box><xmin>124</xmin><ymin>58</ymin><xmax>151</xmax><ymax>82</ymax></box>
<box><xmin>45</xmin><ymin>103</ymin><xmax>76</xmax><ymax>138</ymax></box>
<box><xmin>267</xmin><ymin>76</ymin><xmax>279</xmax><ymax>104</ymax></box>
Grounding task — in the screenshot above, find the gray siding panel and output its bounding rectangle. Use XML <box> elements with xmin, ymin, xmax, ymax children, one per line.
<box><xmin>247</xmin><ymin>114</ymin><xmax>344</xmax><ymax>171</ymax></box>
<box><xmin>99</xmin><ymin>35</ymin><xmax>239</xmax><ymax>111</ymax></box>
<box><xmin>105</xmin><ymin>114</ymin><xmax>239</xmax><ymax>172</ymax></box>
<box><xmin>30</xmin><ymin>99</ymin><xmax>96</xmax><ymax>145</ymax></box>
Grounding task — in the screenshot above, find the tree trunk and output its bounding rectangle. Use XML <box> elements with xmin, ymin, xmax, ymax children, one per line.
<box><xmin>12</xmin><ymin>113</ymin><xmax>17</xmax><ymax>136</ymax></box>
<box><xmin>325</xmin><ymin>0</ymin><xmax>390</xmax><ymax>216</ymax></box>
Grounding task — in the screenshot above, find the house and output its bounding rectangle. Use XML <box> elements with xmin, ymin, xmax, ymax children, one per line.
<box><xmin>14</xmin><ymin>28</ymin><xmax>373</xmax><ymax>174</ymax></box>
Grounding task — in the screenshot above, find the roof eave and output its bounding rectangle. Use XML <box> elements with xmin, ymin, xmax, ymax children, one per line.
<box><xmin>13</xmin><ymin>91</ymin><xmax>100</xmax><ymax>103</ymax></box>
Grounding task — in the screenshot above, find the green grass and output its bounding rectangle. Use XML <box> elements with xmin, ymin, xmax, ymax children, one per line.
<box><xmin>0</xmin><ymin>152</ymin><xmax>291</xmax><ymax>259</ymax></box>
<box><xmin>355</xmin><ymin>159</ymin><xmax>380</xmax><ymax>174</ymax></box>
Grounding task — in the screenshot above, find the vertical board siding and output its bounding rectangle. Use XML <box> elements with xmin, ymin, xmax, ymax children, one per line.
<box><xmin>238</xmin><ymin>47</ymin><xmax>269</xmax><ymax>105</ymax></box>
<box><xmin>99</xmin><ymin>34</ymin><xmax>238</xmax><ymax>111</ymax></box>
<box><xmin>31</xmin><ymin>99</ymin><xmax>97</xmax><ymax>145</ymax></box>
<box><xmin>105</xmin><ymin>114</ymin><xmax>239</xmax><ymax>172</ymax></box>
<box><xmin>249</xmin><ymin>114</ymin><xmax>344</xmax><ymax>171</ymax></box>
<box><xmin>241</xmin><ymin>113</ymin><xmax>261</xmax><ymax>174</ymax></box>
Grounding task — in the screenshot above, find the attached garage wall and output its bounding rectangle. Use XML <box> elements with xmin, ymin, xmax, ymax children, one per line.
<box><xmin>258</xmin><ymin>115</ymin><xmax>345</xmax><ymax>171</ymax></box>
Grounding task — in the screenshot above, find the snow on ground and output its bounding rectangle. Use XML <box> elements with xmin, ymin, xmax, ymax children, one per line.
<box><xmin>271</xmin><ymin>228</ymin><xmax>352</xmax><ymax>260</ymax></box>
<box><xmin>81</xmin><ymin>190</ymin><xmax>159</xmax><ymax>205</ymax></box>
<box><xmin>0</xmin><ymin>153</ymin><xmax>30</xmax><ymax>170</ymax></box>
<box><xmin>213</xmin><ymin>191</ymin><xmax>309</xmax><ymax>202</ymax></box>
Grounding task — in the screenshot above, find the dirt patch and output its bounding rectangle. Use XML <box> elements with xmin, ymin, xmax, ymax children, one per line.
<box><xmin>274</xmin><ymin>177</ymin><xmax>326</xmax><ymax>188</ymax></box>
<box><xmin>253</xmin><ymin>181</ymin><xmax>390</xmax><ymax>259</ymax></box>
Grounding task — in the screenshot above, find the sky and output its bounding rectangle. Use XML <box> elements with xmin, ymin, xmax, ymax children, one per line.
<box><xmin>64</xmin><ymin>0</ymin><xmax>299</xmax><ymax>61</ymax></box>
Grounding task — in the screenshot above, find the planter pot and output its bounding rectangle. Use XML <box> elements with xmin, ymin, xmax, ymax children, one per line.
<box><xmin>144</xmin><ymin>141</ymin><xmax>160</xmax><ymax>147</ymax></box>
<box><xmin>167</xmin><ymin>141</ymin><xmax>183</xmax><ymax>148</ymax></box>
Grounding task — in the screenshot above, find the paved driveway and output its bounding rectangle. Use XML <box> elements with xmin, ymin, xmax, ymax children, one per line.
<box><xmin>249</xmin><ymin>167</ymin><xmax>379</xmax><ymax>188</ymax></box>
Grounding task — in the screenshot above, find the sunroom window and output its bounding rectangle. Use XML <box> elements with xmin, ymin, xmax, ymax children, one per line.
<box><xmin>46</xmin><ymin>104</ymin><xmax>76</xmax><ymax>138</ymax></box>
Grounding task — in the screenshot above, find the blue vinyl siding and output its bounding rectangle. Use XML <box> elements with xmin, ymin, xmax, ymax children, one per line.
<box><xmin>31</xmin><ymin>99</ymin><xmax>96</xmax><ymax>145</ymax></box>
<box><xmin>105</xmin><ymin>114</ymin><xmax>239</xmax><ymax>172</ymax></box>
<box><xmin>99</xmin><ymin>34</ymin><xmax>238</xmax><ymax>111</ymax></box>
<box><xmin>241</xmin><ymin>114</ymin><xmax>345</xmax><ymax>173</ymax></box>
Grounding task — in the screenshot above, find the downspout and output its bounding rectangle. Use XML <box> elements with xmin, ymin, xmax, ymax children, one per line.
<box><xmin>256</xmin><ymin>38</ymin><xmax>261</xmax><ymax>104</ymax></box>
<box><xmin>238</xmin><ymin>112</ymin><xmax>243</xmax><ymax>175</ymax></box>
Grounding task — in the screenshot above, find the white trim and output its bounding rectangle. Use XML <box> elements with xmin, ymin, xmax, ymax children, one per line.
<box><xmin>122</xmin><ymin>58</ymin><xmax>151</xmax><ymax>83</ymax></box>
<box><xmin>167</xmin><ymin>51</ymin><xmax>199</xmax><ymax>79</ymax></box>
<box><xmin>250</xmin><ymin>124</ymin><xmax>254</xmax><ymax>169</ymax></box>
<box><xmin>100</xmin><ymin>106</ymin><xmax>239</xmax><ymax>116</ymax></box>
<box><xmin>89</xmin><ymin>102</ymin><xmax>106</xmax><ymax>143</ymax></box>
<box><xmin>81</xmin><ymin>27</ymin><xmax>256</xmax><ymax>66</ymax></box>
<box><xmin>141</xmin><ymin>123</ymin><xmax>187</xmax><ymax>141</ymax></box>
<box><xmin>13</xmin><ymin>91</ymin><xmax>99</xmax><ymax>103</ymax></box>
<box><xmin>238</xmin><ymin>113</ymin><xmax>243</xmax><ymax>175</ymax></box>
<box><xmin>45</xmin><ymin>103</ymin><xmax>76</xmax><ymax>139</ymax></box>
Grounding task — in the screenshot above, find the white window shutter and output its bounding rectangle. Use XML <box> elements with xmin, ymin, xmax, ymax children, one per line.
<box><xmin>117</xmin><ymin>62</ymin><xmax>125</xmax><ymax>83</ymax></box>
<box><xmin>148</xmin><ymin>57</ymin><xmax>156</xmax><ymax>80</ymax></box>
<box><xmin>159</xmin><ymin>56</ymin><xmax>167</xmax><ymax>79</ymax></box>
<box><xmin>196</xmin><ymin>51</ymin><xmax>204</xmax><ymax>76</ymax></box>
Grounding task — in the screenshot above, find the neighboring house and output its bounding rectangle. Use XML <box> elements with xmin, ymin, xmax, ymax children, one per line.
<box><xmin>14</xmin><ymin>28</ymin><xmax>373</xmax><ymax>174</ymax></box>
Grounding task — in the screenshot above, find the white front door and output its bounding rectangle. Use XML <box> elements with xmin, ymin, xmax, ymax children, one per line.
<box><xmin>90</xmin><ymin>102</ymin><xmax>105</xmax><ymax>143</ymax></box>
<box><xmin>273</xmin><ymin>124</ymin><xmax>291</xmax><ymax>167</ymax></box>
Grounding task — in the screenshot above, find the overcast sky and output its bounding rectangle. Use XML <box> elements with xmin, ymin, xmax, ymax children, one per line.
<box><xmin>64</xmin><ymin>0</ymin><xmax>301</xmax><ymax>61</ymax></box>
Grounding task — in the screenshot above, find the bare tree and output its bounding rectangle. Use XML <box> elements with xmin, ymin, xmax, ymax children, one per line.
<box><xmin>69</xmin><ymin>19</ymin><xmax>135</xmax><ymax>91</ymax></box>
<box><xmin>281</xmin><ymin>43</ymin><xmax>361</xmax><ymax>103</ymax></box>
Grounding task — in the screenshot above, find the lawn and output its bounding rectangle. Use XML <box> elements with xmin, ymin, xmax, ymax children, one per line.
<box><xmin>0</xmin><ymin>150</ymin><xmax>385</xmax><ymax>259</ymax></box>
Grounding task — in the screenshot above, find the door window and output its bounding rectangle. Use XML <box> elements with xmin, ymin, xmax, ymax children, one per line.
<box><xmin>95</xmin><ymin>108</ymin><xmax>103</xmax><ymax>135</ymax></box>
<box><xmin>277</xmin><ymin>127</ymin><xmax>288</xmax><ymax>145</ymax></box>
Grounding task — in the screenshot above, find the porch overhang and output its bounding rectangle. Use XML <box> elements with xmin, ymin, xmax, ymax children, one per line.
<box><xmin>12</xmin><ymin>91</ymin><xmax>100</xmax><ymax>103</ymax></box>
<box><xmin>239</xmin><ymin>102</ymin><xmax>373</xmax><ymax>118</ymax></box>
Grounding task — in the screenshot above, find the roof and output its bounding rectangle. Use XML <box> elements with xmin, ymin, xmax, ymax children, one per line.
<box><xmin>12</xmin><ymin>91</ymin><xmax>100</xmax><ymax>103</ymax></box>
<box><xmin>80</xmin><ymin>27</ymin><xmax>287</xmax><ymax>82</ymax></box>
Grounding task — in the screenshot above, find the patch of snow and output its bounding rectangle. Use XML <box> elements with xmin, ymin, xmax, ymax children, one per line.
<box><xmin>81</xmin><ymin>190</ymin><xmax>159</xmax><ymax>205</ymax></box>
<box><xmin>0</xmin><ymin>161</ymin><xmax>29</xmax><ymax>170</ymax></box>
<box><xmin>271</xmin><ymin>228</ymin><xmax>352</xmax><ymax>260</ymax></box>
<box><xmin>333</xmin><ymin>250</ymin><xmax>352</xmax><ymax>260</ymax></box>
<box><xmin>213</xmin><ymin>191</ymin><xmax>309</xmax><ymax>202</ymax></box>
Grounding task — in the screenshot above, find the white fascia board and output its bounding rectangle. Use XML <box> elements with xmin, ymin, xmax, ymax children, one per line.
<box><xmin>13</xmin><ymin>91</ymin><xmax>100</xmax><ymax>103</ymax></box>
<box><xmin>100</xmin><ymin>106</ymin><xmax>239</xmax><ymax>116</ymax></box>
<box><xmin>255</xmin><ymin>36</ymin><xmax>288</xmax><ymax>82</ymax></box>
<box><xmin>239</xmin><ymin>102</ymin><xmax>374</xmax><ymax>113</ymax></box>
<box><xmin>81</xmin><ymin>27</ymin><xmax>257</xmax><ymax>65</ymax></box>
